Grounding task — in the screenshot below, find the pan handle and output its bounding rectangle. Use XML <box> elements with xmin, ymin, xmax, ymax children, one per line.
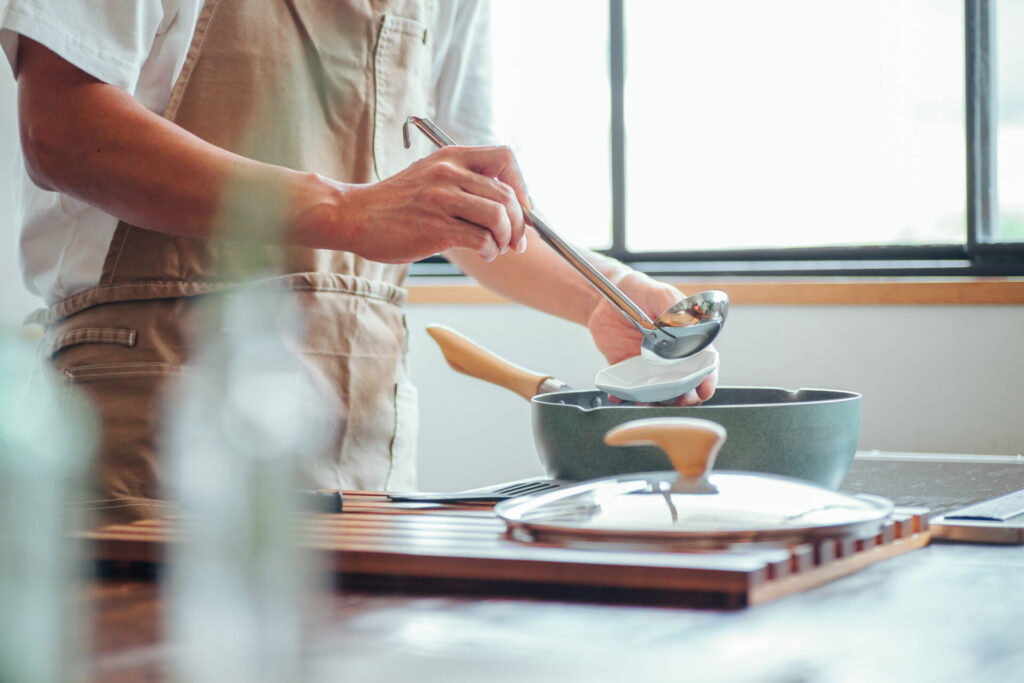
<box><xmin>426</xmin><ymin>325</ymin><xmax>565</xmax><ymax>401</ymax></box>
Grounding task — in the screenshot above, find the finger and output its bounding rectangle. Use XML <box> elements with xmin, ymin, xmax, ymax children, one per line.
<box><xmin>453</xmin><ymin>149</ymin><xmax>529</xmax><ymax>253</ymax></box>
<box><xmin>654</xmin><ymin>370</ymin><xmax>718</xmax><ymax>406</ymax></box>
<box><xmin>616</xmin><ymin>271</ymin><xmax>681</xmax><ymax>319</ymax></box>
<box><xmin>480</xmin><ymin>179</ymin><xmax>525</xmax><ymax>253</ymax></box>
<box><xmin>452</xmin><ymin>172</ymin><xmax>525</xmax><ymax>252</ymax></box>
<box><xmin>439</xmin><ymin>190</ymin><xmax>513</xmax><ymax>253</ymax></box>
<box><xmin>608</xmin><ymin>389</ymin><xmax>700</xmax><ymax>407</ymax></box>
<box><xmin>658</xmin><ymin>389</ymin><xmax>701</xmax><ymax>407</ymax></box>
<box><xmin>696</xmin><ymin>371</ymin><xmax>717</xmax><ymax>402</ymax></box>
<box><xmin>454</xmin><ymin>146</ymin><xmax>532</xmax><ymax>211</ymax></box>
<box><xmin>443</xmin><ymin>216</ymin><xmax>500</xmax><ymax>262</ymax></box>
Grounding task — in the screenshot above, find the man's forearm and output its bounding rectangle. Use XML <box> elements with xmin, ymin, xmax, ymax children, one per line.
<box><xmin>446</xmin><ymin>228</ymin><xmax>626</xmax><ymax>326</ymax></box>
<box><xmin>17</xmin><ymin>37</ymin><xmax>338</xmax><ymax>247</ymax></box>
<box><xmin>16</xmin><ymin>37</ymin><xmax>532</xmax><ymax>265</ymax></box>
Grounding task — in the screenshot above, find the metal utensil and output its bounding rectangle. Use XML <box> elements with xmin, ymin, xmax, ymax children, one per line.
<box><xmin>402</xmin><ymin>115</ymin><xmax>728</xmax><ymax>360</ymax></box>
<box><xmin>389</xmin><ymin>476</ymin><xmax>569</xmax><ymax>503</ymax></box>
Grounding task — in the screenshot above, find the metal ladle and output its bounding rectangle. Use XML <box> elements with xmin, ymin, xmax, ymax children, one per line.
<box><xmin>402</xmin><ymin>116</ymin><xmax>729</xmax><ymax>359</ymax></box>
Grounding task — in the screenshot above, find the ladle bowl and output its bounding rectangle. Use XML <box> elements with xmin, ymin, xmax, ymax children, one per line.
<box><xmin>642</xmin><ymin>290</ymin><xmax>730</xmax><ymax>360</ymax></box>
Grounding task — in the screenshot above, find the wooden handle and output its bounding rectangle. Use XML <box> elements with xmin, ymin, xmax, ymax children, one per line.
<box><xmin>425</xmin><ymin>324</ymin><xmax>554</xmax><ymax>402</ymax></box>
<box><xmin>604</xmin><ymin>418</ymin><xmax>727</xmax><ymax>492</ymax></box>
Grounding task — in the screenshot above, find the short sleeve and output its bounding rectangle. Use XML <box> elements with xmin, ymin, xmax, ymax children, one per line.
<box><xmin>432</xmin><ymin>0</ymin><xmax>495</xmax><ymax>146</ymax></box>
<box><xmin>0</xmin><ymin>0</ymin><xmax>174</xmax><ymax>94</ymax></box>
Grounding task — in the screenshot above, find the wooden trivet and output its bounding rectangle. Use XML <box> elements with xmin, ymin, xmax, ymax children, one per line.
<box><xmin>82</xmin><ymin>491</ymin><xmax>930</xmax><ymax>608</ymax></box>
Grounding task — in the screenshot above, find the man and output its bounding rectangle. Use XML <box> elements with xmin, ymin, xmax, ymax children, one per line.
<box><xmin>2</xmin><ymin>0</ymin><xmax>715</xmax><ymax>520</ymax></box>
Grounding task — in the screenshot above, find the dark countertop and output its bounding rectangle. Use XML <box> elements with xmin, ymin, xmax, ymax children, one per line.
<box><xmin>83</xmin><ymin>452</ymin><xmax>1024</xmax><ymax>682</ymax></box>
<box><xmin>87</xmin><ymin>539</ymin><xmax>1024</xmax><ymax>682</ymax></box>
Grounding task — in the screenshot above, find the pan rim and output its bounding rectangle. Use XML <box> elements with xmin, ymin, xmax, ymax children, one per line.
<box><xmin>531</xmin><ymin>385</ymin><xmax>862</xmax><ymax>412</ymax></box>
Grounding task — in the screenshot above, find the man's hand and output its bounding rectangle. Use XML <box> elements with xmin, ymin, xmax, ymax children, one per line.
<box><xmin>322</xmin><ymin>146</ymin><xmax>531</xmax><ymax>264</ymax></box>
<box><xmin>586</xmin><ymin>270</ymin><xmax>718</xmax><ymax>406</ymax></box>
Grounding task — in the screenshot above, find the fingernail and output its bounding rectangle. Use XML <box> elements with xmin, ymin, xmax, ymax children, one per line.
<box><xmin>515</xmin><ymin>235</ymin><xmax>527</xmax><ymax>253</ymax></box>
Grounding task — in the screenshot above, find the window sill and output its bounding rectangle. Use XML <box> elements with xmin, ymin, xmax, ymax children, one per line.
<box><xmin>406</xmin><ymin>277</ymin><xmax>1024</xmax><ymax>306</ymax></box>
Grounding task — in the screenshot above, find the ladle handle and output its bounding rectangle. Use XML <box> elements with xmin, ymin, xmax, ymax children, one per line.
<box><xmin>524</xmin><ymin>209</ymin><xmax>657</xmax><ymax>333</ymax></box>
<box><xmin>426</xmin><ymin>325</ymin><xmax>563</xmax><ymax>401</ymax></box>
<box><xmin>604</xmin><ymin>418</ymin><xmax>726</xmax><ymax>493</ymax></box>
<box><xmin>404</xmin><ymin>116</ymin><xmax>659</xmax><ymax>335</ymax></box>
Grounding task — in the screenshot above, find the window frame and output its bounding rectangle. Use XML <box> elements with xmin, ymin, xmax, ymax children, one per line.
<box><xmin>414</xmin><ymin>0</ymin><xmax>1024</xmax><ymax>278</ymax></box>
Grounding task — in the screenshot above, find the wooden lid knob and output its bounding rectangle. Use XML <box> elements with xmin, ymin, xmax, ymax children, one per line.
<box><xmin>604</xmin><ymin>418</ymin><xmax>726</xmax><ymax>493</ymax></box>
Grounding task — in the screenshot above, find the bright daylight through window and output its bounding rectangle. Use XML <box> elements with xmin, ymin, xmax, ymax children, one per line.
<box><xmin>472</xmin><ymin>0</ymin><xmax>1024</xmax><ymax>275</ymax></box>
<box><xmin>625</xmin><ymin>0</ymin><xmax>963</xmax><ymax>252</ymax></box>
<box><xmin>999</xmin><ymin>0</ymin><xmax>1024</xmax><ymax>241</ymax></box>
<box><xmin>489</xmin><ymin>1</ymin><xmax>611</xmax><ymax>250</ymax></box>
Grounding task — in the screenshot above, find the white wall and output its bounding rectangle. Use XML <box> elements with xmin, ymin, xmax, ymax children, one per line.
<box><xmin>1</xmin><ymin>44</ymin><xmax>1021</xmax><ymax>493</ymax></box>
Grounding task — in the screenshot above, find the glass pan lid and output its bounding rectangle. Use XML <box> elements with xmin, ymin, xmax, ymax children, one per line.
<box><xmin>496</xmin><ymin>418</ymin><xmax>893</xmax><ymax>545</ymax></box>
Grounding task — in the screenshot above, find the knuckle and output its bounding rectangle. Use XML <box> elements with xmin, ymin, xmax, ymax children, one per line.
<box><xmin>465</xmin><ymin>231</ymin><xmax>493</xmax><ymax>257</ymax></box>
<box><xmin>432</xmin><ymin>161</ymin><xmax>460</xmax><ymax>182</ymax></box>
<box><xmin>617</xmin><ymin>270</ymin><xmax>643</xmax><ymax>288</ymax></box>
<box><xmin>437</xmin><ymin>231</ymin><xmax>460</xmax><ymax>253</ymax></box>
<box><xmin>419</xmin><ymin>186</ymin><xmax>446</xmax><ymax>206</ymax></box>
<box><xmin>495</xmin><ymin>180</ymin><xmax>517</xmax><ymax>202</ymax></box>
<box><xmin>487</xmin><ymin>202</ymin><xmax>508</xmax><ymax>226</ymax></box>
<box><xmin>443</xmin><ymin>226</ymin><xmax>484</xmax><ymax>252</ymax></box>
<box><xmin>474</xmin><ymin>232</ymin><xmax>493</xmax><ymax>251</ymax></box>
<box><xmin>487</xmin><ymin>208</ymin><xmax>512</xmax><ymax>239</ymax></box>
<box><xmin>489</xmin><ymin>181</ymin><xmax>520</xmax><ymax>217</ymax></box>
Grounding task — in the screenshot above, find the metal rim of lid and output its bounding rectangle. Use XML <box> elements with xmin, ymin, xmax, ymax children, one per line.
<box><xmin>496</xmin><ymin>471</ymin><xmax>894</xmax><ymax>548</ymax></box>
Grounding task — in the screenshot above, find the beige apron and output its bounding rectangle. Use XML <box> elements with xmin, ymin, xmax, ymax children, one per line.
<box><xmin>36</xmin><ymin>0</ymin><xmax>434</xmax><ymax>521</ymax></box>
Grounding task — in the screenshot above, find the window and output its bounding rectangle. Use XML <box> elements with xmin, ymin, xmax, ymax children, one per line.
<box><xmin>624</xmin><ymin>0</ymin><xmax>964</xmax><ymax>253</ymax></box>
<box><xmin>488</xmin><ymin>0</ymin><xmax>611</xmax><ymax>250</ymax></box>
<box><xmin>418</xmin><ymin>0</ymin><xmax>1024</xmax><ymax>276</ymax></box>
<box><xmin>998</xmin><ymin>0</ymin><xmax>1024</xmax><ymax>242</ymax></box>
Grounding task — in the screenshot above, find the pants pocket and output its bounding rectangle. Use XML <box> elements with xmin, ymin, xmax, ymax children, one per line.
<box><xmin>48</xmin><ymin>327</ymin><xmax>137</xmax><ymax>360</ymax></box>
<box><xmin>63</xmin><ymin>362</ymin><xmax>193</xmax><ymax>521</ymax></box>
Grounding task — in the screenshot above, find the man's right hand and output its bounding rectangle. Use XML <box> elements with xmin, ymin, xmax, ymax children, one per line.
<box><xmin>315</xmin><ymin>145</ymin><xmax>532</xmax><ymax>264</ymax></box>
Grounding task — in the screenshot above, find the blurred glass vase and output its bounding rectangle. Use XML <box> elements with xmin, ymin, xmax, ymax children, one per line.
<box><xmin>165</xmin><ymin>288</ymin><xmax>338</xmax><ymax>683</ymax></box>
<box><xmin>0</xmin><ymin>332</ymin><xmax>95</xmax><ymax>683</ymax></box>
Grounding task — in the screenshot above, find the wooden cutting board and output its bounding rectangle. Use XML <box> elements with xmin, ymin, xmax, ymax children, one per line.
<box><xmin>82</xmin><ymin>492</ymin><xmax>930</xmax><ymax>608</ymax></box>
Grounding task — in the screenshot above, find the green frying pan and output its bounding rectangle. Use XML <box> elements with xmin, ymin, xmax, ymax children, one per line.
<box><xmin>427</xmin><ymin>325</ymin><xmax>861</xmax><ymax>489</ymax></box>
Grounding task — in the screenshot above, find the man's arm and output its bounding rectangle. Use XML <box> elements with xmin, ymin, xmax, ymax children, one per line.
<box><xmin>446</xmin><ymin>229</ymin><xmax>604</xmax><ymax>325</ymax></box>
<box><xmin>15</xmin><ymin>37</ymin><xmax>528</xmax><ymax>263</ymax></box>
<box><xmin>449</xmin><ymin>235</ymin><xmax>717</xmax><ymax>403</ymax></box>
<box><xmin>447</xmin><ymin>229</ymin><xmax>687</xmax><ymax>362</ymax></box>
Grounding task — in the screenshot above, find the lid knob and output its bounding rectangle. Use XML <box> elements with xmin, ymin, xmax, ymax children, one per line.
<box><xmin>603</xmin><ymin>418</ymin><xmax>726</xmax><ymax>493</ymax></box>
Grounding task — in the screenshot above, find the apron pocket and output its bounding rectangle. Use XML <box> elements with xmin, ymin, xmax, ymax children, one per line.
<box><xmin>48</xmin><ymin>327</ymin><xmax>137</xmax><ymax>360</ymax></box>
<box><xmin>373</xmin><ymin>13</ymin><xmax>432</xmax><ymax>180</ymax></box>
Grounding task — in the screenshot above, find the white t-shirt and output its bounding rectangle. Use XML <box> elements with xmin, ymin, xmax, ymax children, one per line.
<box><xmin>0</xmin><ymin>0</ymin><xmax>494</xmax><ymax>306</ymax></box>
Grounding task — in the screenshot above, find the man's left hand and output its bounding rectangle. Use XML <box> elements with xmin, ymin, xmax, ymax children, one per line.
<box><xmin>586</xmin><ymin>270</ymin><xmax>718</xmax><ymax>406</ymax></box>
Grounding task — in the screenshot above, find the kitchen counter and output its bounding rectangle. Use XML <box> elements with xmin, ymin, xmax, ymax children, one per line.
<box><xmin>86</xmin><ymin>536</ymin><xmax>1024</xmax><ymax>682</ymax></box>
